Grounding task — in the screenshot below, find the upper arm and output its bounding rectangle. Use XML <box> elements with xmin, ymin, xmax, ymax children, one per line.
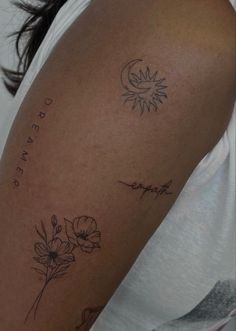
<box><xmin>0</xmin><ymin>0</ymin><xmax>235</xmax><ymax>330</ymax></box>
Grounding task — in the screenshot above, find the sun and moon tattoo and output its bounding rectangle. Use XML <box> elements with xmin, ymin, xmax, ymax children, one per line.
<box><xmin>121</xmin><ymin>59</ymin><xmax>168</xmax><ymax>114</ymax></box>
<box><xmin>23</xmin><ymin>59</ymin><xmax>170</xmax><ymax>329</ymax></box>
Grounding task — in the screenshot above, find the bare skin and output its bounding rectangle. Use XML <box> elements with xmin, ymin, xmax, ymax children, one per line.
<box><xmin>0</xmin><ymin>0</ymin><xmax>235</xmax><ymax>330</ymax></box>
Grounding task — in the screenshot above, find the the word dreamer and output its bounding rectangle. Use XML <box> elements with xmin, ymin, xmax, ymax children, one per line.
<box><xmin>12</xmin><ymin>97</ymin><xmax>53</xmax><ymax>189</ymax></box>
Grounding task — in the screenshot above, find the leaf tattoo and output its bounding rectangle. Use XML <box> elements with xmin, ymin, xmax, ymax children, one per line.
<box><xmin>25</xmin><ymin>215</ymin><xmax>101</xmax><ymax>323</ymax></box>
<box><xmin>121</xmin><ymin>59</ymin><xmax>168</xmax><ymax>114</ymax></box>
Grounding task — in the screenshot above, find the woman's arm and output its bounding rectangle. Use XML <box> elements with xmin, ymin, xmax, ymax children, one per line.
<box><xmin>0</xmin><ymin>0</ymin><xmax>235</xmax><ymax>330</ymax></box>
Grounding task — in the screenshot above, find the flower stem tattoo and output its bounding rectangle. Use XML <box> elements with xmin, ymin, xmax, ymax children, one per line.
<box><xmin>76</xmin><ymin>306</ymin><xmax>104</xmax><ymax>330</ymax></box>
<box><xmin>25</xmin><ymin>215</ymin><xmax>101</xmax><ymax>323</ymax></box>
<box><xmin>118</xmin><ymin>180</ymin><xmax>173</xmax><ymax>200</ymax></box>
<box><xmin>121</xmin><ymin>59</ymin><xmax>168</xmax><ymax>114</ymax></box>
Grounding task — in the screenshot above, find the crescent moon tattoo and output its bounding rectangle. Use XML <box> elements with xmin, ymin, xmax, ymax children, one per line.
<box><xmin>121</xmin><ymin>59</ymin><xmax>168</xmax><ymax>114</ymax></box>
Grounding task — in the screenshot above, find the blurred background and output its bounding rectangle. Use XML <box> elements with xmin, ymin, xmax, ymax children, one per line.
<box><xmin>0</xmin><ymin>1</ymin><xmax>235</xmax><ymax>330</ymax></box>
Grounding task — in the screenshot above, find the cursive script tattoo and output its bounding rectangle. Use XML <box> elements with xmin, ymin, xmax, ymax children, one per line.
<box><xmin>121</xmin><ymin>59</ymin><xmax>168</xmax><ymax>114</ymax></box>
<box><xmin>25</xmin><ymin>215</ymin><xmax>101</xmax><ymax>323</ymax></box>
<box><xmin>76</xmin><ymin>306</ymin><xmax>104</xmax><ymax>330</ymax></box>
<box><xmin>118</xmin><ymin>180</ymin><xmax>173</xmax><ymax>200</ymax></box>
<box><xmin>12</xmin><ymin>97</ymin><xmax>53</xmax><ymax>189</ymax></box>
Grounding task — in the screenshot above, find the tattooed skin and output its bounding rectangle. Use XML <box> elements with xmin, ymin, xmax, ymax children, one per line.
<box><xmin>25</xmin><ymin>215</ymin><xmax>101</xmax><ymax>323</ymax></box>
<box><xmin>118</xmin><ymin>180</ymin><xmax>173</xmax><ymax>200</ymax></box>
<box><xmin>75</xmin><ymin>306</ymin><xmax>104</xmax><ymax>331</ymax></box>
<box><xmin>121</xmin><ymin>59</ymin><xmax>168</xmax><ymax>114</ymax></box>
<box><xmin>13</xmin><ymin>97</ymin><xmax>53</xmax><ymax>189</ymax></box>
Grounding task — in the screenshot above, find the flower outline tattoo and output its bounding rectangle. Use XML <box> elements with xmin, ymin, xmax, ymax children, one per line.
<box><xmin>25</xmin><ymin>215</ymin><xmax>101</xmax><ymax>323</ymax></box>
<box><xmin>34</xmin><ymin>238</ymin><xmax>75</xmax><ymax>267</ymax></box>
<box><xmin>76</xmin><ymin>306</ymin><xmax>104</xmax><ymax>331</ymax></box>
<box><xmin>65</xmin><ymin>216</ymin><xmax>101</xmax><ymax>253</ymax></box>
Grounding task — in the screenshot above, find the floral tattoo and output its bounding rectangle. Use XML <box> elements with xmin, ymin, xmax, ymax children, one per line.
<box><xmin>25</xmin><ymin>215</ymin><xmax>101</xmax><ymax>323</ymax></box>
<box><xmin>121</xmin><ymin>59</ymin><xmax>168</xmax><ymax>114</ymax></box>
<box><xmin>76</xmin><ymin>306</ymin><xmax>104</xmax><ymax>330</ymax></box>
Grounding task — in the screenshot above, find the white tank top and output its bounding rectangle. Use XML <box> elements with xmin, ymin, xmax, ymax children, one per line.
<box><xmin>0</xmin><ymin>1</ymin><xmax>235</xmax><ymax>330</ymax></box>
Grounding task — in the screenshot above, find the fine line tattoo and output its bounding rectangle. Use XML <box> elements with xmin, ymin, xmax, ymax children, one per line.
<box><xmin>121</xmin><ymin>59</ymin><xmax>168</xmax><ymax>114</ymax></box>
<box><xmin>118</xmin><ymin>180</ymin><xmax>173</xmax><ymax>200</ymax></box>
<box><xmin>25</xmin><ymin>215</ymin><xmax>101</xmax><ymax>323</ymax></box>
<box><xmin>13</xmin><ymin>97</ymin><xmax>53</xmax><ymax>189</ymax></box>
<box><xmin>76</xmin><ymin>306</ymin><xmax>104</xmax><ymax>331</ymax></box>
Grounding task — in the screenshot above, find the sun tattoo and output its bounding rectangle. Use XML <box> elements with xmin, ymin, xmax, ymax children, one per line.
<box><xmin>121</xmin><ymin>59</ymin><xmax>168</xmax><ymax>114</ymax></box>
<box><xmin>25</xmin><ymin>215</ymin><xmax>101</xmax><ymax>323</ymax></box>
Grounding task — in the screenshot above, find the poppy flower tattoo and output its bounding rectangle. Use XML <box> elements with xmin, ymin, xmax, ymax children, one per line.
<box><xmin>65</xmin><ymin>216</ymin><xmax>101</xmax><ymax>253</ymax></box>
<box><xmin>25</xmin><ymin>215</ymin><xmax>101</xmax><ymax>323</ymax></box>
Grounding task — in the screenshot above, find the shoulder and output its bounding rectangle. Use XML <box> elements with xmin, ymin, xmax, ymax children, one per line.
<box><xmin>187</xmin><ymin>0</ymin><xmax>235</xmax><ymax>56</ymax></box>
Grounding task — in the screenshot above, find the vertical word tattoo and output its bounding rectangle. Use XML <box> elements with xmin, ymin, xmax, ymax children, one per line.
<box><xmin>118</xmin><ymin>180</ymin><xmax>173</xmax><ymax>200</ymax></box>
<box><xmin>12</xmin><ymin>97</ymin><xmax>53</xmax><ymax>189</ymax></box>
<box><xmin>25</xmin><ymin>215</ymin><xmax>101</xmax><ymax>323</ymax></box>
<box><xmin>121</xmin><ymin>59</ymin><xmax>168</xmax><ymax>114</ymax></box>
<box><xmin>76</xmin><ymin>306</ymin><xmax>104</xmax><ymax>330</ymax></box>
